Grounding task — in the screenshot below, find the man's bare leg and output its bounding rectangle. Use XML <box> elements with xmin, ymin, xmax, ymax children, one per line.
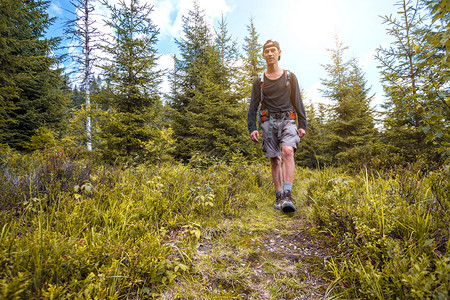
<box><xmin>281</xmin><ymin>146</ymin><xmax>295</xmax><ymax>184</ymax></box>
<box><xmin>270</xmin><ymin>155</ymin><xmax>283</xmax><ymax>191</ymax></box>
<box><xmin>270</xmin><ymin>155</ymin><xmax>284</xmax><ymax>209</ymax></box>
<box><xmin>280</xmin><ymin>146</ymin><xmax>296</xmax><ymax>212</ymax></box>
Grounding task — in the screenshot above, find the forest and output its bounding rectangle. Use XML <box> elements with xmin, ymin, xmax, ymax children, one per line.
<box><xmin>0</xmin><ymin>0</ymin><xmax>448</xmax><ymax>298</ymax></box>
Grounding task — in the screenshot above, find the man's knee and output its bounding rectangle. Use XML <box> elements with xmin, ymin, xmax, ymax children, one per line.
<box><xmin>282</xmin><ymin>146</ymin><xmax>294</xmax><ymax>159</ymax></box>
<box><xmin>270</xmin><ymin>155</ymin><xmax>281</xmax><ymax>167</ymax></box>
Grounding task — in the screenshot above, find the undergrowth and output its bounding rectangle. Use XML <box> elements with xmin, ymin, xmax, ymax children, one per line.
<box><xmin>0</xmin><ymin>147</ymin><xmax>265</xmax><ymax>298</ymax></box>
<box><xmin>1</xmin><ymin>146</ymin><xmax>448</xmax><ymax>299</ymax></box>
<box><xmin>303</xmin><ymin>164</ymin><xmax>450</xmax><ymax>299</ymax></box>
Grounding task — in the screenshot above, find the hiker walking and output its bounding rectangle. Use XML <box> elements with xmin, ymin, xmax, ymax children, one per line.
<box><xmin>247</xmin><ymin>40</ymin><xmax>307</xmax><ymax>213</ymax></box>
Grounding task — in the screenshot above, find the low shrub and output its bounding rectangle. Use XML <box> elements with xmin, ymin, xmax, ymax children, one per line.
<box><xmin>0</xmin><ymin>147</ymin><xmax>92</xmax><ymax>210</ymax></box>
<box><xmin>304</xmin><ymin>164</ymin><xmax>449</xmax><ymax>299</ymax></box>
<box><xmin>0</xmin><ymin>147</ymin><xmax>267</xmax><ymax>298</ymax></box>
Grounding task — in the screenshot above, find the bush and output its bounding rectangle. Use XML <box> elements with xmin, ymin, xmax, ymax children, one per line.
<box><xmin>0</xmin><ymin>147</ymin><xmax>92</xmax><ymax>210</ymax></box>
<box><xmin>0</xmin><ymin>148</ymin><xmax>266</xmax><ymax>297</ymax></box>
<box><xmin>304</xmin><ymin>164</ymin><xmax>450</xmax><ymax>299</ymax></box>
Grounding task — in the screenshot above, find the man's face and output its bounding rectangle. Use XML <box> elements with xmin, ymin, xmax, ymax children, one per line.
<box><xmin>263</xmin><ymin>46</ymin><xmax>281</xmax><ymax>64</ymax></box>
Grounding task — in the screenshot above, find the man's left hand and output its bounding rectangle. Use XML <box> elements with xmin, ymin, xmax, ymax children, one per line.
<box><xmin>298</xmin><ymin>128</ymin><xmax>306</xmax><ymax>138</ymax></box>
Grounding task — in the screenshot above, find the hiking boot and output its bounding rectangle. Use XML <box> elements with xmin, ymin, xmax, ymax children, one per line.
<box><xmin>281</xmin><ymin>190</ymin><xmax>296</xmax><ymax>213</ymax></box>
<box><xmin>274</xmin><ymin>191</ymin><xmax>283</xmax><ymax>210</ymax></box>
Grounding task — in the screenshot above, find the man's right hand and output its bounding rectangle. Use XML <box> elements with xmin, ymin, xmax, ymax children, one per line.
<box><xmin>250</xmin><ymin>130</ymin><xmax>260</xmax><ymax>142</ymax></box>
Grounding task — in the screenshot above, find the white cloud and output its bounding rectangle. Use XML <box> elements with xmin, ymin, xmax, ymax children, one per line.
<box><xmin>153</xmin><ymin>0</ymin><xmax>175</xmax><ymax>35</ymax></box>
<box><xmin>290</xmin><ymin>1</ymin><xmax>341</xmax><ymax>50</ymax></box>
<box><xmin>157</xmin><ymin>54</ymin><xmax>175</xmax><ymax>95</ymax></box>
<box><xmin>165</xmin><ymin>0</ymin><xmax>233</xmax><ymax>39</ymax></box>
<box><xmin>372</xmin><ymin>94</ymin><xmax>386</xmax><ymax>111</ymax></box>
<box><xmin>49</xmin><ymin>1</ymin><xmax>63</xmax><ymax>16</ymax></box>
<box><xmin>158</xmin><ymin>53</ymin><xmax>175</xmax><ymax>70</ymax></box>
<box><xmin>199</xmin><ymin>0</ymin><xmax>232</xmax><ymax>19</ymax></box>
<box><xmin>359</xmin><ymin>41</ymin><xmax>390</xmax><ymax>70</ymax></box>
<box><xmin>304</xmin><ymin>82</ymin><xmax>332</xmax><ymax>107</ymax></box>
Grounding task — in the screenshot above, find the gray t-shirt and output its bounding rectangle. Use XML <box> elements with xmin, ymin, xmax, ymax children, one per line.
<box><xmin>247</xmin><ymin>70</ymin><xmax>307</xmax><ymax>133</ymax></box>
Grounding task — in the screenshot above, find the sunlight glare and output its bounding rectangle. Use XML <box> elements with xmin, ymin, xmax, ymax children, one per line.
<box><xmin>291</xmin><ymin>0</ymin><xmax>341</xmax><ymax>48</ymax></box>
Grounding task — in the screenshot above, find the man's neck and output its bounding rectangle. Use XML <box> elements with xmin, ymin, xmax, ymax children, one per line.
<box><xmin>265</xmin><ymin>64</ymin><xmax>283</xmax><ymax>79</ymax></box>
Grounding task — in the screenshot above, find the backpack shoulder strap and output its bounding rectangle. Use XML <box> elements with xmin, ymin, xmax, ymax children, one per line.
<box><xmin>259</xmin><ymin>71</ymin><xmax>265</xmax><ymax>88</ymax></box>
<box><xmin>258</xmin><ymin>71</ymin><xmax>265</xmax><ymax>101</ymax></box>
<box><xmin>257</xmin><ymin>71</ymin><xmax>265</xmax><ymax>130</ymax></box>
<box><xmin>285</xmin><ymin>70</ymin><xmax>291</xmax><ymax>87</ymax></box>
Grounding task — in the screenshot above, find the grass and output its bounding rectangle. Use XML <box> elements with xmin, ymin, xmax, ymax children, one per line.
<box><xmin>161</xmin><ymin>180</ymin><xmax>336</xmax><ymax>299</ymax></box>
<box><xmin>0</xmin><ymin>148</ymin><xmax>263</xmax><ymax>298</ymax></box>
<box><xmin>302</xmin><ymin>165</ymin><xmax>450</xmax><ymax>299</ymax></box>
<box><xmin>0</xmin><ymin>147</ymin><xmax>448</xmax><ymax>299</ymax></box>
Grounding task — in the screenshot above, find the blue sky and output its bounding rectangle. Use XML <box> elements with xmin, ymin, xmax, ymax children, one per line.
<box><xmin>48</xmin><ymin>0</ymin><xmax>402</xmax><ymax>109</ymax></box>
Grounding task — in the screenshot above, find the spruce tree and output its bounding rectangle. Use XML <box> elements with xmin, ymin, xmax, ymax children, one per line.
<box><xmin>321</xmin><ymin>36</ymin><xmax>376</xmax><ymax>165</ymax></box>
<box><xmin>215</xmin><ymin>14</ymin><xmax>239</xmax><ymax>90</ymax></box>
<box><xmin>97</xmin><ymin>0</ymin><xmax>164</xmax><ymax>163</ymax></box>
<box><xmin>65</xmin><ymin>0</ymin><xmax>103</xmax><ymax>151</ymax></box>
<box><xmin>169</xmin><ymin>2</ymin><xmax>251</xmax><ymax>161</ymax></box>
<box><xmin>0</xmin><ymin>0</ymin><xmax>69</xmax><ymax>150</ymax></box>
<box><xmin>376</xmin><ymin>0</ymin><xmax>430</xmax><ymax>161</ymax></box>
<box><xmin>240</xmin><ymin>17</ymin><xmax>265</xmax><ymax>100</ymax></box>
<box><xmin>417</xmin><ymin>0</ymin><xmax>449</xmax><ymax>156</ymax></box>
<box><xmin>295</xmin><ymin>102</ymin><xmax>329</xmax><ymax>168</ymax></box>
<box><xmin>212</xmin><ymin>15</ymin><xmax>254</xmax><ymax>160</ymax></box>
<box><xmin>321</xmin><ymin>36</ymin><xmax>350</xmax><ymax>103</ymax></box>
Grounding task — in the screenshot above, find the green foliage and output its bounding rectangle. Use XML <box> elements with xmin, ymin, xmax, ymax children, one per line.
<box><xmin>24</xmin><ymin>127</ymin><xmax>58</xmax><ymax>151</ymax></box>
<box><xmin>0</xmin><ymin>144</ymin><xmax>19</xmax><ymax>166</ymax></box>
<box><xmin>96</xmin><ymin>107</ymin><xmax>174</xmax><ymax>166</ymax></box>
<box><xmin>335</xmin><ymin>142</ymin><xmax>404</xmax><ymax>172</ymax></box>
<box><xmin>169</xmin><ymin>3</ymin><xmax>254</xmax><ymax>162</ymax></box>
<box><xmin>303</xmin><ymin>165</ymin><xmax>450</xmax><ymax>299</ymax></box>
<box><xmin>0</xmin><ymin>147</ymin><xmax>92</xmax><ymax>210</ymax></box>
<box><xmin>96</xmin><ymin>0</ymin><xmax>165</xmax><ymax>164</ymax></box>
<box><xmin>240</xmin><ymin>17</ymin><xmax>265</xmax><ymax>100</ymax></box>
<box><xmin>320</xmin><ymin>36</ymin><xmax>377</xmax><ymax>167</ymax></box>
<box><xmin>377</xmin><ymin>0</ymin><xmax>449</xmax><ymax>162</ymax></box>
<box><xmin>295</xmin><ymin>103</ymin><xmax>331</xmax><ymax>168</ymax></box>
<box><xmin>0</xmin><ymin>148</ymin><xmax>265</xmax><ymax>297</ymax></box>
<box><xmin>0</xmin><ymin>0</ymin><xmax>69</xmax><ymax>150</ymax></box>
<box><xmin>66</xmin><ymin>103</ymin><xmax>95</xmax><ymax>148</ymax></box>
<box><xmin>417</xmin><ymin>0</ymin><xmax>450</xmax><ymax>155</ymax></box>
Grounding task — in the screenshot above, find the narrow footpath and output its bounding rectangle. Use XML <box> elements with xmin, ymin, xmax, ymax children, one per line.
<box><xmin>162</xmin><ymin>197</ymin><xmax>337</xmax><ymax>299</ymax></box>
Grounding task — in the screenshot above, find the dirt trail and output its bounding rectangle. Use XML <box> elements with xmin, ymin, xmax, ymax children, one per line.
<box><xmin>163</xmin><ymin>204</ymin><xmax>337</xmax><ymax>300</ymax></box>
<box><xmin>249</xmin><ymin>213</ymin><xmax>334</xmax><ymax>299</ymax></box>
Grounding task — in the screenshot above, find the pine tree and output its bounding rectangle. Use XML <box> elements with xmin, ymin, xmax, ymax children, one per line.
<box><xmin>67</xmin><ymin>76</ymin><xmax>102</xmax><ymax>147</ymax></box>
<box><xmin>65</xmin><ymin>0</ymin><xmax>103</xmax><ymax>151</ymax></box>
<box><xmin>295</xmin><ymin>102</ymin><xmax>329</xmax><ymax>168</ymax></box>
<box><xmin>169</xmin><ymin>2</ymin><xmax>251</xmax><ymax>161</ymax></box>
<box><xmin>417</xmin><ymin>0</ymin><xmax>450</xmax><ymax>156</ymax></box>
<box><xmin>376</xmin><ymin>0</ymin><xmax>430</xmax><ymax>161</ymax></box>
<box><xmin>0</xmin><ymin>0</ymin><xmax>69</xmax><ymax>150</ymax></box>
<box><xmin>215</xmin><ymin>14</ymin><xmax>239</xmax><ymax>90</ymax></box>
<box><xmin>321</xmin><ymin>36</ymin><xmax>376</xmax><ymax>165</ymax></box>
<box><xmin>240</xmin><ymin>17</ymin><xmax>265</xmax><ymax>100</ymax></box>
<box><xmin>97</xmin><ymin>0</ymin><xmax>166</xmax><ymax>163</ymax></box>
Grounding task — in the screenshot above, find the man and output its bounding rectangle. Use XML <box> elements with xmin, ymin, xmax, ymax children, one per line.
<box><xmin>247</xmin><ymin>40</ymin><xmax>307</xmax><ymax>213</ymax></box>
